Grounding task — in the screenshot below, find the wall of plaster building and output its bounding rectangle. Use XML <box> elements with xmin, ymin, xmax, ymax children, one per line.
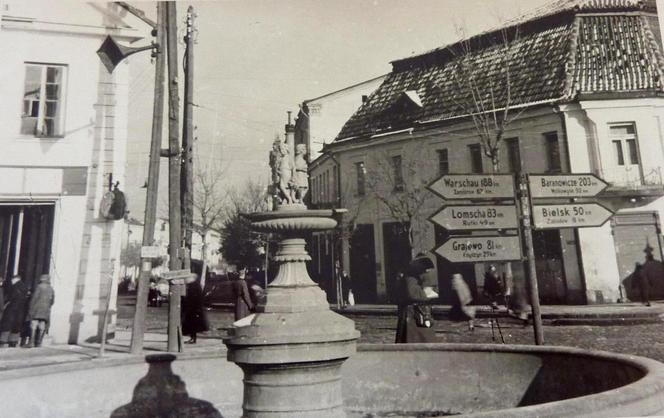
<box><xmin>562</xmin><ymin>99</ymin><xmax>664</xmax><ymax>303</ymax></box>
<box><xmin>0</xmin><ymin>8</ymin><xmax>140</xmax><ymax>342</ymax></box>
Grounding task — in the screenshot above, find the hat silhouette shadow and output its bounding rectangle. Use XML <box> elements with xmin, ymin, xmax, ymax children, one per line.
<box><xmin>110</xmin><ymin>354</ymin><xmax>223</xmax><ymax>418</ymax></box>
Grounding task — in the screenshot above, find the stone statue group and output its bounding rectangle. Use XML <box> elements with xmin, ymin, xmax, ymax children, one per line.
<box><xmin>269</xmin><ymin>138</ymin><xmax>308</xmax><ymax>208</ymax></box>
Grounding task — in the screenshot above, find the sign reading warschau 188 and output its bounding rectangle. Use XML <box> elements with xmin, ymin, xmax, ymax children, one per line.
<box><xmin>528</xmin><ymin>174</ymin><xmax>608</xmax><ymax>198</ymax></box>
<box><xmin>435</xmin><ymin>236</ymin><xmax>522</xmax><ymax>263</ymax></box>
<box><xmin>532</xmin><ymin>203</ymin><xmax>614</xmax><ymax>229</ymax></box>
<box><xmin>428</xmin><ymin>174</ymin><xmax>515</xmax><ymax>200</ymax></box>
<box><xmin>430</xmin><ymin>205</ymin><xmax>518</xmax><ymax>230</ymax></box>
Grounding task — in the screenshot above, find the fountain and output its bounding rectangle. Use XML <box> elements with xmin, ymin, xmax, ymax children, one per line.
<box><xmin>222</xmin><ymin>123</ymin><xmax>359</xmax><ymax>417</ymax></box>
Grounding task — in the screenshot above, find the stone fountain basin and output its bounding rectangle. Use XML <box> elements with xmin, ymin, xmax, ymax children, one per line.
<box><xmin>2</xmin><ymin>343</ymin><xmax>664</xmax><ymax>417</ymax></box>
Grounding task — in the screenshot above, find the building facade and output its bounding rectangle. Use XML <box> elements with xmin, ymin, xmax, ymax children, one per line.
<box><xmin>0</xmin><ymin>2</ymin><xmax>150</xmax><ymax>343</ymax></box>
<box><xmin>312</xmin><ymin>0</ymin><xmax>664</xmax><ymax>304</ymax></box>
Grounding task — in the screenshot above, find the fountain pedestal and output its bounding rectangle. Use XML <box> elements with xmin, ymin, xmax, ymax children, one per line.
<box><xmin>223</xmin><ymin>207</ymin><xmax>359</xmax><ymax>417</ymax></box>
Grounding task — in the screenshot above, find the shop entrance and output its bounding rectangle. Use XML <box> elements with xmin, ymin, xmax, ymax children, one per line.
<box><xmin>0</xmin><ymin>204</ymin><xmax>55</xmax><ymax>291</ymax></box>
<box><xmin>532</xmin><ymin>229</ymin><xmax>566</xmax><ymax>304</ymax></box>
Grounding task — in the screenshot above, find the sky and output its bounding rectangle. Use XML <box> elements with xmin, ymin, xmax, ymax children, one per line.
<box><xmin>125</xmin><ymin>0</ymin><xmax>552</xmax><ymax>218</ymax></box>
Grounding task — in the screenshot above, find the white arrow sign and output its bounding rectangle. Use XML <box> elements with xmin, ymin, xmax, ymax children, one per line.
<box><xmin>532</xmin><ymin>203</ymin><xmax>614</xmax><ymax>229</ymax></box>
<box><xmin>430</xmin><ymin>205</ymin><xmax>518</xmax><ymax>230</ymax></box>
<box><xmin>435</xmin><ymin>236</ymin><xmax>522</xmax><ymax>263</ymax></box>
<box><xmin>428</xmin><ymin>174</ymin><xmax>515</xmax><ymax>200</ymax></box>
<box><xmin>162</xmin><ymin>269</ymin><xmax>192</xmax><ymax>281</ymax></box>
<box><xmin>529</xmin><ymin>174</ymin><xmax>608</xmax><ymax>198</ymax></box>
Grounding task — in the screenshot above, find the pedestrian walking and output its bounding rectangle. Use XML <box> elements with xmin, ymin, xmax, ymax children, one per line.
<box><xmin>26</xmin><ymin>274</ymin><xmax>54</xmax><ymax>348</ymax></box>
<box><xmin>232</xmin><ymin>267</ymin><xmax>254</xmax><ymax>322</ymax></box>
<box><xmin>450</xmin><ymin>273</ymin><xmax>476</xmax><ymax>330</ymax></box>
<box><xmin>0</xmin><ymin>275</ymin><xmax>29</xmax><ymax>348</ymax></box>
<box><xmin>182</xmin><ymin>274</ymin><xmax>209</xmax><ymax>344</ymax></box>
<box><xmin>483</xmin><ymin>265</ymin><xmax>504</xmax><ymax>309</ymax></box>
<box><xmin>341</xmin><ymin>270</ymin><xmax>352</xmax><ymax>307</ymax></box>
<box><xmin>0</xmin><ymin>276</ymin><xmax>5</xmax><ymax>324</ymax></box>
<box><xmin>395</xmin><ymin>254</ymin><xmax>437</xmax><ymax>343</ymax></box>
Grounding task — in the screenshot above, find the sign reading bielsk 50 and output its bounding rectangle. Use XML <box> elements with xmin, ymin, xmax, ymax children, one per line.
<box><xmin>428</xmin><ymin>174</ymin><xmax>515</xmax><ymax>200</ymax></box>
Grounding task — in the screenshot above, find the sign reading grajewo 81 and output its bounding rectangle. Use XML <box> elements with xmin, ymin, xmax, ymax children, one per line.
<box><xmin>428</xmin><ymin>174</ymin><xmax>515</xmax><ymax>200</ymax></box>
<box><xmin>435</xmin><ymin>235</ymin><xmax>522</xmax><ymax>263</ymax></box>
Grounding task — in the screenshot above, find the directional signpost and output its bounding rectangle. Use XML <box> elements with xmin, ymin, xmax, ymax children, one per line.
<box><xmin>532</xmin><ymin>203</ymin><xmax>613</xmax><ymax>229</ymax></box>
<box><xmin>528</xmin><ymin>174</ymin><xmax>608</xmax><ymax>198</ymax></box>
<box><xmin>162</xmin><ymin>269</ymin><xmax>192</xmax><ymax>285</ymax></box>
<box><xmin>430</xmin><ymin>205</ymin><xmax>518</xmax><ymax>231</ymax></box>
<box><xmin>435</xmin><ymin>236</ymin><xmax>522</xmax><ymax>263</ymax></box>
<box><xmin>428</xmin><ymin>174</ymin><xmax>516</xmax><ymax>200</ymax></box>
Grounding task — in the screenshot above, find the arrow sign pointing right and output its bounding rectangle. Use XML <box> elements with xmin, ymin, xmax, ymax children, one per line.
<box><xmin>532</xmin><ymin>203</ymin><xmax>614</xmax><ymax>229</ymax></box>
<box><xmin>529</xmin><ymin>174</ymin><xmax>608</xmax><ymax>198</ymax></box>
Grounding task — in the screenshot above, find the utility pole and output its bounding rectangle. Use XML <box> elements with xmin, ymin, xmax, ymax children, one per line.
<box><xmin>181</xmin><ymin>6</ymin><xmax>195</xmax><ymax>272</ymax></box>
<box><xmin>519</xmin><ymin>173</ymin><xmax>544</xmax><ymax>345</ymax></box>
<box><xmin>166</xmin><ymin>1</ymin><xmax>184</xmax><ymax>353</ymax></box>
<box><xmin>130</xmin><ymin>2</ymin><xmax>165</xmax><ymax>354</ymax></box>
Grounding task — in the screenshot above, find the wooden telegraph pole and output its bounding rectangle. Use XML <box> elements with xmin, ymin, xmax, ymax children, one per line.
<box><xmin>181</xmin><ymin>6</ymin><xmax>195</xmax><ymax>272</ymax></box>
<box><xmin>166</xmin><ymin>2</ymin><xmax>184</xmax><ymax>353</ymax></box>
<box><xmin>519</xmin><ymin>174</ymin><xmax>544</xmax><ymax>345</ymax></box>
<box><xmin>130</xmin><ymin>2</ymin><xmax>165</xmax><ymax>354</ymax></box>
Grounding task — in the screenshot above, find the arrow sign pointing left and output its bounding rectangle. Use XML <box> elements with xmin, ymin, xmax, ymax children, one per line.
<box><xmin>430</xmin><ymin>205</ymin><xmax>518</xmax><ymax>230</ymax></box>
<box><xmin>532</xmin><ymin>203</ymin><xmax>614</xmax><ymax>230</ymax></box>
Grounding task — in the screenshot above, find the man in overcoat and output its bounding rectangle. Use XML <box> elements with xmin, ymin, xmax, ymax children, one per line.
<box><xmin>232</xmin><ymin>267</ymin><xmax>254</xmax><ymax>321</ymax></box>
<box><xmin>0</xmin><ymin>275</ymin><xmax>29</xmax><ymax>347</ymax></box>
<box><xmin>27</xmin><ymin>274</ymin><xmax>55</xmax><ymax>347</ymax></box>
<box><xmin>395</xmin><ymin>254</ymin><xmax>437</xmax><ymax>343</ymax></box>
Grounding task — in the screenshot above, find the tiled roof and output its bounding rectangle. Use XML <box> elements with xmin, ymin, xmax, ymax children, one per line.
<box><xmin>335</xmin><ymin>0</ymin><xmax>663</xmax><ymax>141</ymax></box>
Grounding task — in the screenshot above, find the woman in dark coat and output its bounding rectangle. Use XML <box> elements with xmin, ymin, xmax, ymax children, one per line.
<box><xmin>0</xmin><ymin>275</ymin><xmax>29</xmax><ymax>347</ymax></box>
<box><xmin>181</xmin><ymin>274</ymin><xmax>209</xmax><ymax>344</ymax></box>
<box><xmin>395</xmin><ymin>255</ymin><xmax>436</xmax><ymax>343</ymax></box>
<box><xmin>232</xmin><ymin>268</ymin><xmax>254</xmax><ymax>321</ymax></box>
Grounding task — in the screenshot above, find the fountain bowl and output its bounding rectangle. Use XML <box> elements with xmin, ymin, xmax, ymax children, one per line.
<box><xmin>3</xmin><ymin>343</ymin><xmax>664</xmax><ymax>417</ymax></box>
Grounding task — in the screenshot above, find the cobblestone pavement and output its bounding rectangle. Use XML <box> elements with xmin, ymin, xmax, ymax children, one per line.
<box><xmin>116</xmin><ymin>300</ymin><xmax>664</xmax><ymax>363</ymax></box>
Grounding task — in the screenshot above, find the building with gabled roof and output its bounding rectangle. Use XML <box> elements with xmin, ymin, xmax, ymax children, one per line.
<box><xmin>310</xmin><ymin>0</ymin><xmax>664</xmax><ymax>305</ymax></box>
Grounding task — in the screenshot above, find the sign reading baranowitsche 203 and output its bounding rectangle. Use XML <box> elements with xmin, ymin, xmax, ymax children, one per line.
<box><xmin>532</xmin><ymin>203</ymin><xmax>614</xmax><ymax>230</ymax></box>
<box><xmin>528</xmin><ymin>174</ymin><xmax>608</xmax><ymax>198</ymax></box>
<box><xmin>428</xmin><ymin>174</ymin><xmax>515</xmax><ymax>200</ymax></box>
<box><xmin>429</xmin><ymin>205</ymin><xmax>518</xmax><ymax>230</ymax></box>
<box><xmin>435</xmin><ymin>236</ymin><xmax>522</xmax><ymax>263</ymax></box>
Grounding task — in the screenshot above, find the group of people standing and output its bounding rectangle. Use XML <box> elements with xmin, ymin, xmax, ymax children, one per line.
<box><xmin>180</xmin><ymin>266</ymin><xmax>261</xmax><ymax>344</ymax></box>
<box><xmin>0</xmin><ymin>274</ymin><xmax>54</xmax><ymax>348</ymax></box>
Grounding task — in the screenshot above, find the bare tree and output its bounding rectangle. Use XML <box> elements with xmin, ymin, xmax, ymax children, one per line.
<box><xmin>364</xmin><ymin>146</ymin><xmax>438</xmax><ymax>255</ymax></box>
<box><xmin>191</xmin><ymin>159</ymin><xmax>228</xmax><ymax>273</ymax></box>
<box><xmin>447</xmin><ymin>24</ymin><xmax>527</xmax><ymax>173</ymax></box>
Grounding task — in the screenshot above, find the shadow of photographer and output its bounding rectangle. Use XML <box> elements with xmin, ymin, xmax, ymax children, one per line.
<box><xmin>110</xmin><ymin>354</ymin><xmax>223</xmax><ymax>418</ymax></box>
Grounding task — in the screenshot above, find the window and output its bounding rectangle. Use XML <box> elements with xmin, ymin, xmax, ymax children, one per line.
<box><xmin>468</xmin><ymin>144</ymin><xmax>483</xmax><ymax>173</ymax></box>
<box><xmin>437</xmin><ymin>149</ymin><xmax>449</xmax><ymax>176</ymax></box>
<box><xmin>544</xmin><ymin>132</ymin><xmax>562</xmax><ymax>172</ymax></box>
<box><xmin>21</xmin><ymin>63</ymin><xmax>67</xmax><ymax>137</ymax></box>
<box><xmin>610</xmin><ymin>124</ymin><xmax>640</xmax><ymax>166</ymax></box>
<box><xmin>392</xmin><ymin>155</ymin><xmax>404</xmax><ymax>191</ymax></box>
<box><xmin>355</xmin><ymin>162</ymin><xmax>366</xmax><ymax>196</ymax></box>
<box><xmin>505</xmin><ymin>138</ymin><xmax>521</xmax><ymax>173</ymax></box>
